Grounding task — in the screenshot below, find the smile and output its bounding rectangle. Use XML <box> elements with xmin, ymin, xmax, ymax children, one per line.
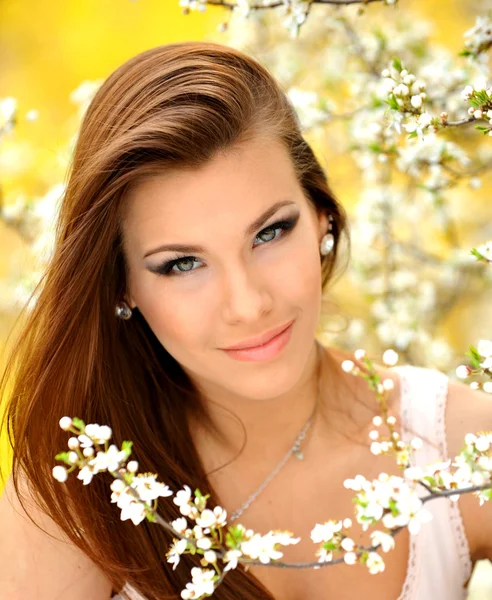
<box><xmin>221</xmin><ymin>320</ymin><xmax>295</xmax><ymax>362</ymax></box>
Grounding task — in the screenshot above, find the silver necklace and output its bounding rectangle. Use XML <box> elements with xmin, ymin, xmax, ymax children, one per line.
<box><xmin>229</xmin><ymin>343</ymin><xmax>322</xmax><ymax>523</ymax></box>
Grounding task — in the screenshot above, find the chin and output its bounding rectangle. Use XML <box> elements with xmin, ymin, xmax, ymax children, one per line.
<box><xmin>224</xmin><ymin>350</ymin><xmax>311</xmax><ymax>401</ymax></box>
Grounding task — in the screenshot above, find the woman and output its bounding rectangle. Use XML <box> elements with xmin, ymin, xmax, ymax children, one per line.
<box><xmin>0</xmin><ymin>41</ymin><xmax>490</xmax><ymax>600</ymax></box>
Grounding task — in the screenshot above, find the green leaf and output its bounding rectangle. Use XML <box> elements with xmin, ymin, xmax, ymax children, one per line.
<box><xmin>471</xmin><ymin>248</ymin><xmax>485</xmax><ymax>260</ymax></box>
<box><xmin>121</xmin><ymin>440</ymin><xmax>133</xmax><ymax>457</ymax></box>
<box><xmin>385</xmin><ymin>94</ymin><xmax>399</xmax><ymax>111</ymax></box>
<box><xmin>466</xmin><ymin>345</ymin><xmax>483</xmax><ymax>369</ymax></box>
<box><xmin>392</xmin><ymin>57</ymin><xmax>402</xmax><ymax>72</ymax></box>
<box><xmin>55</xmin><ymin>451</ymin><xmax>72</xmax><ymax>466</ymax></box>
<box><xmin>72</xmin><ymin>417</ymin><xmax>86</xmax><ymax>430</ymax></box>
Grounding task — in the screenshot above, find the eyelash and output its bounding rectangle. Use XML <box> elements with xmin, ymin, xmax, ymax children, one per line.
<box><xmin>153</xmin><ymin>215</ymin><xmax>299</xmax><ymax>277</ymax></box>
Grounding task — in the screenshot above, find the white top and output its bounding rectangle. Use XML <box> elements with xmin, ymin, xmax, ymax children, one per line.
<box><xmin>112</xmin><ymin>365</ymin><xmax>473</xmax><ymax>599</ymax></box>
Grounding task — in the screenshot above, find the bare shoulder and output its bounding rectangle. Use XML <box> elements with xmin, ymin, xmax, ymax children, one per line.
<box><xmin>321</xmin><ymin>344</ymin><xmax>403</xmax><ymax>439</ymax></box>
<box><xmin>0</xmin><ymin>468</ymin><xmax>114</xmax><ymax>599</ymax></box>
<box><xmin>444</xmin><ymin>378</ymin><xmax>492</xmax><ymax>561</ymax></box>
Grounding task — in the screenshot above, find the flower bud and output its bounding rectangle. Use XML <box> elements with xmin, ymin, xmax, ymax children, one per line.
<box><xmin>342</xmin><ymin>360</ymin><xmax>355</xmax><ymax>373</ymax></box>
<box><xmin>127</xmin><ymin>460</ymin><xmax>139</xmax><ymax>473</ymax></box>
<box><xmin>68</xmin><ymin>451</ymin><xmax>79</xmax><ymax>464</ymax></box>
<box><xmin>383</xmin><ymin>378</ymin><xmax>394</xmax><ymax>391</ymax></box>
<box><xmin>52</xmin><ymin>466</ymin><xmax>68</xmax><ymax>482</ymax></box>
<box><xmin>68</xmin><ymin>437</ymin><xmax>80</xmax><ymax>450</ymax></box>
<box><xmin>370</xmin><ymin>442</ymin><xmax>382</xmax><ymax>455</ymax></box>
<box><xmin>204</xmin><ymin>550</ymin><xmax>217</xmax><ymax>563</ymax></box>
<box><xmin>455</xmin><ymin>365</ymin><xmax>470</xmax><ymax>379</ymax></box>
<box><xmin>382</xmin><ymin>349</ymin><xmax>399</xmax><ymax>366</ymax></box>
<box><xmin>341</xmin><ymin>537</ymin><xmax>355</xmax><ymax>552</ymax></box>
<box><xmin>59</xmin><ymin>416</ymin><xmax>73</xmax><ymax>431</ymax></box>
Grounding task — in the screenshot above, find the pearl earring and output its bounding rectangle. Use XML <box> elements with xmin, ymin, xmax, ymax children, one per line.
<box><xmin>320</xmin><ymin>215</ymin><xmax>335</xmax><ymax>256</ymax></box>
<box><xmin>115</xmin><ymin>301</ymin><xmax>133</xmax><ymax>320</ymax></box>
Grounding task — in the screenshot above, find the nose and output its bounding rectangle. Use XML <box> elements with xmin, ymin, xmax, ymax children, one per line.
<box><xmin>220</xmin><ymin>260</ymin><xmax>273</xmax><ymax>325</ymax></box>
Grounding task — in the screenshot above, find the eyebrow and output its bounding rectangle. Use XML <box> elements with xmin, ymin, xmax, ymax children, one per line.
<box><xmin>143</xmin><ymin>199</ymin><xmax>297</xmax><ymax>258</ymax></box>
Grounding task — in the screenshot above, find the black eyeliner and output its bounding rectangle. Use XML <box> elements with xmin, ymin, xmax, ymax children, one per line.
<box><xmin>150</xmin><ymin>211</ymin><xmax>300</xmax><ymax>277</ymax></box>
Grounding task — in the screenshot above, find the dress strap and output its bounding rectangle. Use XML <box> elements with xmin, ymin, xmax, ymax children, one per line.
<box><xmin>396</xmin><ymin>365</ymin><xmax>472</xmax><ymax>593</ymax></box>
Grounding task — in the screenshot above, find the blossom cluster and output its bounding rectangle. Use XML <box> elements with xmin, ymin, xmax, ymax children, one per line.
<box><xmin>463</xmin><ymin>15</ymin><xmax>492</xmax><ymax>59</ymax></box>
<box><xmin>456</xmin><ymin>339</ymin><xmax>492</xmax><ymax>394</ymax></box>
<box><xmin>54</xmin><ymin>416</ymin><xmax>302</xmax><ymax>599</ymax></box>
<box><xmin>382</xmin><ymin>60</ymin><xmax>428</xmax><ymax>114</ymax></box>
<box><xmin>462</xmin><ymin>84</ymin><xmax>492</xmax><ymax>135</ymax></box>
<box><xmin>51</xmin><ymin>350</ymin><xmax>492</xmax><ymax>598</ymax></box>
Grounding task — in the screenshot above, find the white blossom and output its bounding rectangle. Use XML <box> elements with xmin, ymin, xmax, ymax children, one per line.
<box><xmin>366</xmin><ymin>551</ymin><xmax>386</xmax><ymax>574</ymax></box>
<box><xmin>478</xmin><ymin>339</ymin><xmax>492</xmax><ymax>358</ymax></box>
<box><xmin>180</xmin><ymin>567</ymin><xmax>216</xmax><ymax>599</ymax></box>
<box><xmin>130</xmin><ymin>473</ymin><xmax>173</xmax><ymax>503</ymax></box>
<box><xmin>223</xmin><ymin>549</ymin><xmax>242</xmax><ymax>572</ymax></box>
<box><xmin>52</xmin><ymin>466</ymin><xmax>68</xmax><ymax>482</ymax></box>
<box><xmin>167</xmin><ymin>538</ymin><xmax>188</xmax><ymax>570</ymax></box>
<box><xmin>310</xmin><ymin>520</ymin><xmax>342</xmax><ymax>543</ymax></box>
<box><xmin>370</xmin><ymin>530</ymin><xmax>396</xmax><ymax>553</ymax></box>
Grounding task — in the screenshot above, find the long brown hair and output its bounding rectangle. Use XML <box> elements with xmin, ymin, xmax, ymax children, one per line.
<box><xmin>0</xmin><ymin>41</ymin><xmax>348</xmax><ymax>599</ymax></box>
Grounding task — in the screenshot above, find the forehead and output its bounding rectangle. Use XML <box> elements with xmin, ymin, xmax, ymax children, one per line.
<box><xmin>120</xmin><ymin>138</ymin><xmax>303</xmax><ymax>245</ymax></box>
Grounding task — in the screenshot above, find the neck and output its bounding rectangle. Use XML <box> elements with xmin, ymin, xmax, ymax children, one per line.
<box><xmin>188</xmin><ymin>341</ymin><xmax>324</xmax><ymax>468</ymax></box>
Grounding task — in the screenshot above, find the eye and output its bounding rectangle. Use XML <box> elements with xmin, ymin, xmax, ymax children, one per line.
<box><xmin>254</xmin><ymin>217</ymin><xmax>298</xmax><ymax>247</ymax></box>
<box><xmin>153</xmin><ymin>256</ymin><xmax>202</xmax><ymax>277</ymax></box>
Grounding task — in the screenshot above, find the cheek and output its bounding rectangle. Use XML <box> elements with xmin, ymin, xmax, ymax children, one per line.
<box><xmin>133</xmin><ymin>279</ymin><xmax>208</xmax><ymax>355</ymax></box>
<box><xmin>266</xmin><ymin>236</ymin><xmax>322</xmax><ymax>305</ymax></box>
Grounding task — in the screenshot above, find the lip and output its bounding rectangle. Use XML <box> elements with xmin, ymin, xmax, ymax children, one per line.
<box><xmin>222</xmin><ymin>320</ymin><xmax>295</xmax><ymax>351</ymax></box>
<box><xmin>221</xmin><ymin>320</ymin><xmax>295</xmax><ymax>363</ymax></box>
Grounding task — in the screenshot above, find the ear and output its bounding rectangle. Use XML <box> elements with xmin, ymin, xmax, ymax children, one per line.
<box><xmin>317</xmin><ymin>211</ymin><xmax>329</xmax><ymax>242</ymax></box>
<box><xmin>124</xmin><ymin>287</ymin><xmax>137</xmax><ymax>310</ymax></box>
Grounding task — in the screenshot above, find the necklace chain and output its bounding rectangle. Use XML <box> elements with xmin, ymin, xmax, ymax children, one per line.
<box><xmin>229</xmin><ymin>343</ymin><xmax>322</xmax><ymax>522</ymax></box>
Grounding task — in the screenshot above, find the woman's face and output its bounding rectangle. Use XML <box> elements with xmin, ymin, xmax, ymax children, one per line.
<box><xmin>120</xmin><ymin>136</ymin><xmax>328</xmax><ymax>401</ymax></box>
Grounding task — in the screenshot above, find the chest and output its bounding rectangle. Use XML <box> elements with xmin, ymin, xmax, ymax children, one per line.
<box><xmin>210</xmin><ymin>448</ymin><xmax>412</xmax><ymax>600</ymax></box>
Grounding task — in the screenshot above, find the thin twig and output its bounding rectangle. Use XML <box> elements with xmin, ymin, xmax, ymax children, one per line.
<box><xmin>444</xmin><ymin>117</ymin><xmax>478</xmax><ymax>127</ymax></box>
<box><xmin>204</xmin><ymin>0</ymin><xmax>388</xmax><ymax>8</ymax></box>
<box><xmin>339</xmin><ymin>16</ymin><xmax>381</xmax><ymax>76</ymax></box>
<box><xmin>238</xmin><ymin>481</ymin><xmax>492</xmax><ymax>570</ymax></box>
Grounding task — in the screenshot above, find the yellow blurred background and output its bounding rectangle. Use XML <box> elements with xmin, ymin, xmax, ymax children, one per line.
<box><xmin>1</xmin><ymin>0</ymin><xmax>491</xmax><ymax>595</ymax></box>
<box><xmin>0</xmin><ymin>0</ymin><xmax>483</xmax><ymax>479</ymax></box>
